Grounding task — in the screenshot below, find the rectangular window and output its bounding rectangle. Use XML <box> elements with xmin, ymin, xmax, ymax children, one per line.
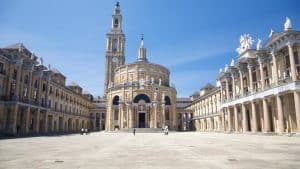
<box><xmin>0</xmin><ymin>62</ymin><xmax>3</xmax><ymax>74</ymax></box>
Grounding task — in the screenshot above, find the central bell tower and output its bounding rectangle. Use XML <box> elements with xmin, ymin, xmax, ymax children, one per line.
<box><xmin>104</xmin><ymin>2</ymin><xmax>125</xmax><ymax>94</ymax></box>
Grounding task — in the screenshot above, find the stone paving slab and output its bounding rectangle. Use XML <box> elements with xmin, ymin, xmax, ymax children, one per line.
<box><xmin>0</xmin><ymin>132</ymin><xmax>300</xmax><ymax>169</ymax></box>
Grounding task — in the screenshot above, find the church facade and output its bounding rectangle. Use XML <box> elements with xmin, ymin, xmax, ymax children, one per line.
<box><xmin>104</xmin><ymin>3</ymin><xmax>177</xmax><ymax>131</ymax></box>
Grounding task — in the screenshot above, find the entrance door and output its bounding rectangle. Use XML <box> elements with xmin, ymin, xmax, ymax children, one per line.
<box><xmin>138</xmin><ymin>113</ymin><xmax>146</xmax><ymax>128</ymax></box>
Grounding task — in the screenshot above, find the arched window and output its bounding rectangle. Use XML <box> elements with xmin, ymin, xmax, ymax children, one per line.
<box><xmin>164</xmin><ymin>96</ymin><xmax>171</xmax><ymax>105</ymax></box>
<box><xmin>133</xmin><ymin>94</ymin><xmax>151</xmax><ymax>103</ymax></box>
<box><xmin>112</xmin><ymin>39</ymin><xmax>118</xmax><ymax>52</ymax></box>
<box><xmin>114</xmin><ymin>19</ymin><xmax>119</xmax><ymax>28</ymax></box>
<box><xmin>112</xmin><ymin>95</ymin><xmax>120</xmax><ymax>105</ymax></box>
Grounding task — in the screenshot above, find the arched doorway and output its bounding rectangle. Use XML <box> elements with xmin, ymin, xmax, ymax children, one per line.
<box><xmin>134</xmin><ymin>94</ymin><xmax>151</xmax><ymax>128</ymax></box>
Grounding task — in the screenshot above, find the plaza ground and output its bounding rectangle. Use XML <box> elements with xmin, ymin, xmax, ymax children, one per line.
<box><xmin>0</xmin><ymin>132</ymin><xmax>300</xmax><ymax>169</ymax></box>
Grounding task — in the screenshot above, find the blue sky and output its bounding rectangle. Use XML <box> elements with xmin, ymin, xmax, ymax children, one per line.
<box><xmin>1</xmin><ymin>0</ymin><xmax>300</xmax><ymax>97</ymax></box>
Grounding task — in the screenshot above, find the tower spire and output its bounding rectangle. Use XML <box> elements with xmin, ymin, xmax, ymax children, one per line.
<box><xmin>138</xmin><ymin>34</ymin><xmax>147</xmax><ymax>62</ymax></box>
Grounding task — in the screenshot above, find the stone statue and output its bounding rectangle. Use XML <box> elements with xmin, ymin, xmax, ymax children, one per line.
<box><xmin>40</xmin><ymin>57</ymin><xmax>44</xmax><ymax>65</ymax></box>
<box><xmin>269</xmin><ymin>29</ymin><xmax>274</xmax><ymax>37</ymax></box>
<box><xmin>256</xmin><ymin>39</ymin><xmax>262</xmax><ymax>50</ymax></box>
<box><xmin>219</xmin><ymin>68</ymin><xmax>223</xmax><ymax>73</ymax></box>
<box><xmin>48</xmin><ymin>64</ymin><xmax>51</xmax><ymax>70</ymax></box>
<box><xmin>154</xmin><ymin>92</ymin><xmax>157</xmax><ymax>101</ymax></box>
<box><xmin>230</xmin><ymin>59</ymin><xmax>235</xmax><ymax>67</ymax></box>
<box><xmin>224</xmin><ymin>64</ymin><xmax>228</xmax><ymax>71</ymax></box>
<box><xmin>236</xmin><ymin>34</ymin><xmax>254</xmax><ymax>55</ymax></box>
<box><xmin>284</xmin><ymin>17</ymin><xmax>292</xmax><ymax>31</ymax></box>
<box><xmin>159</xmin><ymin>78</ymin><xmax>162</xmax><ymax>86</ymax></box>
<box><xmin>151</xmin><ymin>77</ymin><xmax>154</xmax><ymax>84</ymax></box>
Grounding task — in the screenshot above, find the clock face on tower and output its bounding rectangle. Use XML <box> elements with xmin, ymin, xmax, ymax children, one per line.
<box><xmin>112</xmin><ymin>56</ymin><xmax>118</xmax><ymax>63</ymax></box>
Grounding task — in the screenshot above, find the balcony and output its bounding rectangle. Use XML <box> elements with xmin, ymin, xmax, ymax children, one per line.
<box><xmin>221</xmin><ymin>80</ymin><xmax>300</xmax><ymax>108</ymax></box>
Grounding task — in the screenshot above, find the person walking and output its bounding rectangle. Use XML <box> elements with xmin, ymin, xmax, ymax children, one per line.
<box><xmin>133</xmin><ymin>128</ymin><xmax>136</xmax><ymax>136</ymax></box>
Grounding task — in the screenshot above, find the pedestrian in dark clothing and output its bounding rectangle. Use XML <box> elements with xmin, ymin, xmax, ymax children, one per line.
<box><xmin>133</xmin><ymin>128</ymin><xmax>136</xmax><ymax>136</ymax></box>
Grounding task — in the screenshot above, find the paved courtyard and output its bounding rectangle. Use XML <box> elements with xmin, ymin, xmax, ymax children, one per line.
<box><xmin>0</xmin><ymin>132</ymin><xmax>300</xmax><ymax>169</ymax></box>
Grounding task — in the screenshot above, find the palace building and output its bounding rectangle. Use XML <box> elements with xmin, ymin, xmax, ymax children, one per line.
<box><xmin>0</xmin><ymin>43</ymin><xmax>98</xmax><ymax>136</ymax></box>
<box><xmin>187</xmin><ymin>17</ymin><xmax>300</xmax><ymax>134</ymax></box>
<box><xmin>104</xmin><ymin>2</ymin><xmax>177</xmax><ymax>131</ymax></box>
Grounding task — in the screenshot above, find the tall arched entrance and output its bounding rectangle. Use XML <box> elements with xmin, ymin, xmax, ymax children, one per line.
<box><xmin>133</xmin><ymin>94</ymin><xmax>151</xmax><ymax>128</ymax></box>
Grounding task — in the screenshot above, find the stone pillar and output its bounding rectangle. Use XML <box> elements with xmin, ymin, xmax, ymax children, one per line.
<box><xmin>248</xmin><ymin>65</ymin><xmax>253</xmax><ymax>93</ymax></box>
<box><xmin>293</xmin><ymin>92</ymin><xmax>300</xmax><ymax>132</ymax></box>
<box><xmin>271</xmin><ymin>52</ymin><xmax>278</xmax><ymax>85</ymax></box>
<box><xmin>232</xmin><ymin>75</ymin><xmax>236</xmax><ymax>98</ymax></box>
<box><xmin>259</xmin><ymin>59</ymin><xmax>265</xmax><ymax>89</ymax></box>
<box><xmin>225</xmin><ymin>79</ymin><xmax>230</xmax><ymax>100</ymax></box>
<box><xmin>242</xmin><ymin>103</ymin><xmax>248</xmax><ymax>132</ymax></box>
<box><xmin>239</xmin><ymin>70</ymin><xmax>244</xmax><ymax>96</ymax></box>
<box><xmin>44</xmin><ymin>111</ymin><xmax>48</xmax><ymax>133</ymax></box>
<box><xmin>276</xmin><ymin>95</ymin><xmax>284</xmax><ymax>133</ymax></box>
<box><xmin>263</xmin><ymin>98</ymin><xmax>271</xmax><ymax>132</ymax></box>
<box><xmin>218</xmin><ymin>115</ymin><xmax>222</xmax><ymax>131</ymax></box>
<box><xmin>288</xmin><ymin>43</ymin><xmax>297</xmax><ymax>81</ymax></box>
<box><xmin>22</xmin><ymin>107</ymin><xmax>31</xmax><ymax>134</ymax></box>
<box><xmin>221</xmin><ymin>109</ymin><xmax>225</xmax><ymax>131</ymax></box>
<box><xmin>227</xmin><ymin>107</ymin><xmax>232</xmax><ymax>132</ymax></box>
<box><xmin>234</xmin><ymin>105</ymin><xmax>238</xmax><ymax>132</ymax></box>
<box><xmin>162</xmin><ymin>104</ymin><xmax>165</xmax><ymax>127</ymax></box>
<box><xmin>251</xmin><ymin>101</ymin><xmax>258</xmax><ymax>132</ymax></box>
<box><xmin>34</xmin><ymin>109</ymin><xmax>40</xmax><ymax>134</ymax></box>
<box><xmin>128</xmin><ymin>105</ymin><xmax>133</xmax><ymax>128</ymax></box>
<box><xmin>8</xmin><ymin>105</ymin><xmax>18</xmax><ymax>135</ymax></box>
<box><xmin>14</xmin><ymin>64</ymin><xmax>22</xmax><ymax>101</ymax></box>
<box><xmin>153</xmin><ymin>103</ymin><xmax>157</xmax><ymax>128</ymax></box>
<box><xmin>119</xmin><ymin>104</ymin><xmax>122</xmax><ymax>128</ymax></box>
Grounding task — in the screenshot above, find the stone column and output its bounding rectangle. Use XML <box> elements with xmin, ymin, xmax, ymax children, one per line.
<box><xmin>232</xmin><ymin>75</ymin><xmax>236</xmax><ymax>98</ymax></box>
<box><xmin>153</xmin><ymin>103</ymin><xmax>157</xmax><ymax>128</ymax></box>
<box><xmin>248</xmin><ymin>65</ymin><xmax>253</xmax><ymax>93</ymax></box>
<box><xmin>162</xmin><ymin>104</ymin><xmax>165</xmax><ymax>127</ymax></box>
<box><xmin>288</xmin><ymin>43</ymin><xmax>297</xmax><ymax>81</ymax></box>
<box><xmin>259</xmin><ymin>59</ymin><xmax>265</xmax><ymax>89</ymax></box>
<box><xmin>34</xmin><ymin>109</ymin><xmax>40</xmax><ymax>134</ymax></box>
<box><xmin>239</xmin><ymin>70</ymin><xmax>244</xmax><ymax>96</ymax></box>
<box><xmin>218</xmin><ymin>115</ymin><xmax>222</xmax><ymax>131</ymax></box>
<box><xmin>251</xmin><ymin>101</ymin><xmax>258</xmax><ymax>132</ymax></box>
<box><xmin>44</xmin><ymin>111</ymin><xmax>48</xmax><ymax>133</ymax></box>
<box><xmin>234</xmin><ymin>105</ymin><xmax>238</xmax><ymax>132</ymax></box>
<box><xmin>242</xmin><ymin>103</ymin><xmax>249</xmax><ymax>132</ymax></box>
<box><xmin>221</xmin><ymin>109</ymin><xmax>225</xmax><ymax>131</ymax></box>
<box><xmin>271</xmin><ymin>52</ymin><xmax>278</xmax><ymax>85</ymax></box>
<box><xmin>225</xmin><ymin>79</ymin><xmax>230</xmax><ymax>100</ymax></box>
<box><xmin>227</xmin><ymin>107</ymin><xmax>232</xmax><ymax>132</ymax></box>
<box><xmin>276</xmin><ymin>95</ymin><xmax>284</xmax><ymax>133</ymax></box>
<box><xmin>8</xmin><ymin>105</ymin><xmax>18</xmax><ymax>135</ymax></box>
<box><xmin>119</xmin><ymin>104</ymin><xmax>122</xmax><ymax>128</ymax></box>
<box><xmin>22</xmin><ymin>107</ymin><xmax>31</xmax><ymax>134</ymax></box>
<box><xmin>14</xmin><ymin>64</ymin><xmax>22</xmax><ymax>101</ymax></box>
<box><xmin>293</xmin><ymin>92</ymin><xmax>300</xmax><ymax>132</ymax></box>
<box><xmin>263</xmin><ymin>98</ymin><xmax>271</xmax><ymax>132</ymax></box>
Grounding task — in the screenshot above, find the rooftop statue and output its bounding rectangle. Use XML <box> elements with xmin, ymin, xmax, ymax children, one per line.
<box><xmin>256</xmin><ymin>39</ymin><xmax>262</xmax><ymax>50</ymax></box>
<box><xmin>236</xmin><ymin>34</ymin><xmax>254</xmax><ymax>55</ymax></box>
<box><xmin>230</xmin><ymin>59</ymin><xmax>235</xmax><ymax>67</ymax></box>
<box><xmin>269</xmin><ymin>29</ymin><xmax>274</xmax><ymax>37</ymax></box>
<box><xmin>284</xmin><ymin>17</ymin><xmax>292</xmax><ymax>31</ymax></box>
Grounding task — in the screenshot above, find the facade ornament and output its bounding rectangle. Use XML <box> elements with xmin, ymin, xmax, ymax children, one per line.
<box><xmin>284</xmin><ymin>17</ymin><xmax>292</xmax><ymax>31</ymax></box>
<box><xmin>236</xmin><ymin>34</ymin><xmax>254</xmax><ymax>55</ymax></box>
<box><xmin>154</xmin><ymin>92</ymin><xmax>157</xmax><ymax>101</ymax></box>
<box><xmin>269</xmin><ymin>29</ymin><xmax>274</xmax><ymax>37</ymax></box>
<box><xmin>30</xmin><ymin>52</ymin><xmax>35</xmax><ymax>60</ymax></box>
<box><xmin>159</xmin><ymin>78</ymin><xmax>162</xmax><ymax>86</ymax></box>
<box><xmin>151</xmin><ymin>77</ymin><xmax>154</xmax><ymax>84</ymax></box>
<box><xmin>224</xmin><ymin>64</ymin><xmax>228</xmax><ymax>71</ymax></box>
<box><xmin>40</xmin><ymin>57</ymin><xmax>44</xmax><ymax>65</ymax></box>
<box><xmin>256</xmin><ymin>39</ymin><xmax>262</xmax><ymax>50</ymax></box>
<box><xmin>48</xmin><ymin>64</ymin><xmax>51</xmax><ymax>70</ymax></box>
<box><xmin>230</xmin><ymin>59</ymin><xmax>235</xmax><ymax>67</ymax></box>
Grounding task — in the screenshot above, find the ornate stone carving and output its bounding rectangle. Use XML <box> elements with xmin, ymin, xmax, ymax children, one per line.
<box><xmin>256</xmin><ymin>39</ymin><xmax>262</xmax><ymax>50</ymax></box>
<box><xmin>284</xmin><ymin>17</ymin><xmax>292</xmax><ymax>31</ymax></box>
<box><xmin>236</xmin><ymin>34</ymin><xmax>254</xmax><ymax>55</ymax></box>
